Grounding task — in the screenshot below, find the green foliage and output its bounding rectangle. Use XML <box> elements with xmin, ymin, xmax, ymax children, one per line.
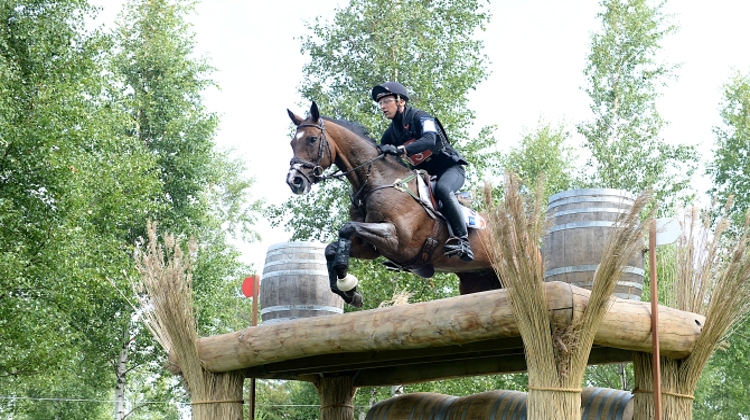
<box><xmin>110</xmin><ymin>0</ymin><xmax>260</xmax><ymax>414</ymax></box>
<box><xmin>701</xmin><ymin>69</ymin><xmax>750</xmax><ymax>419</ymax></box>
<box><xmin>0</xmin><ymin>2</ymin><xmax>153</xmax><ymax>410</ymax></box>
<box><xmin>693</xmin><ymin>320</ymin><xmax>750</xmax><ymax>419</ymax></box>
<box><xmin>707</xmin><ymin>71</ymin><xmax>750</xmax><ymax>228</ymax></box>
<box><xmin>350</xmin><ymin>259</ymin><xmax>460</xmax><ymax>310</ymax></box>
<box><xmin>578</xmin><ymin>0</ymin><xmax>697</xmax><ymax>212</ymax></box>
<box><xmin>120</xmin><ymin>360</ymin><xmax>184</xmax><ymax>419</ymax></box>
<box><xmin>298</xmin><ymin>0</ymin><xmax>491</xmax><ymax>139</ymax></box>
<box><xmin>0</xmin><ymin>0</ymin><xmax>261</xmax><ymax>417</ymax></box>
<box><xmin>584</xmin><ymin>364</ymin><xmax>633</xmax><ymax>391</ymax></box>
<box><xmin>270</xmin><ymin>0</ymin><xmax>498</xmax><ymax>243</ymax></box>
<box><xmin>254</xmin><ymin>380</ymin><xmax>319</xmax><ymax>420</ymax></box>
<box><xmin>408</xmin><ymin>374</ymin><xmax>528</xmax><ymax>395</ymax></box>
<box><xmin>114</xmin><ymin>0</ymin><xmax>216</xmax><ymax>234</ymax></box>
<box><xmin>500</xmin><ymin>120</ymin><xmax>581</xmax><ymax>201</ymax></box>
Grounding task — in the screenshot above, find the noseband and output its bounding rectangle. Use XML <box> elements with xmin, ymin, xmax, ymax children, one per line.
<box><xmin>289</xmin><ymin>119</ymin><xmax>332</xmax><ymax>184</ymax></box>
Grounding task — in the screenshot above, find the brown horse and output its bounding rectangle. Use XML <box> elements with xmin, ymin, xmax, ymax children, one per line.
<box><xmin>286</xmin><ymin>102</ymin><xmax>500</xmax><ymax>307</ymax></box>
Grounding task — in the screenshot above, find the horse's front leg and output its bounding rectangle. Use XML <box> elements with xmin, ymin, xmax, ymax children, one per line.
<box><xmin>325</xmin><ymin>221</ymin><xmax>398</xmax><ymax>308</ymax></box>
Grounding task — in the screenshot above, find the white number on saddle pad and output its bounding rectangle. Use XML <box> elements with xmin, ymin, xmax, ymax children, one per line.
<box><xmin>462</xmin><ymin>206</ymin><xmax>487</xmax><ymax>229</ymax></box>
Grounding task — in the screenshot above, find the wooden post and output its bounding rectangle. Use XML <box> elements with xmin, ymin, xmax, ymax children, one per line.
<box><xmin>317</xmin><ymin>376</ymin><xmax>356</xmax><ymax>420</ymax></box>
<box><xmin>649</xmin><ymin>220</ymin><xmax>662</xmax><ymax>420</ymax></box>
<box><xmin>250</xmin><ymin>275</ymin><xmax>258</xmax><ymax>420</ymax></box>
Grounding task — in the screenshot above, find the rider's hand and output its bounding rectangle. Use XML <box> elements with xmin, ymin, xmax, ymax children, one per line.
<box><xmin>377</xmin><ymin>144</ymin><xmax>403</xmax><ymax>156</ymax></box>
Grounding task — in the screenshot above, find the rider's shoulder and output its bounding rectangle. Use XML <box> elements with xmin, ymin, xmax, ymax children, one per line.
<box><xmin>409</xmin><ymin>106</ymin><xmax>433</xmax><ymax>119</ymax></box>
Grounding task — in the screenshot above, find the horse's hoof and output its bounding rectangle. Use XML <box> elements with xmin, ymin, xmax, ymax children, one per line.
<box><xmin>336</xmin><ymin>273</ymin><xmax>358</xmax><ymax>292</ymax></box>
<box><xmin>350</xmin><ymin>292</ymin><xmax>363</xmax><ymax>308</ymax></box>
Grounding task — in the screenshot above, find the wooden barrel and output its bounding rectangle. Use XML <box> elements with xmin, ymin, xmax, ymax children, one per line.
<box><xmin>259</xmin><ymin>241</ymin><xmax>343</xmax><ymax>324</ymax></box>
<box><xmin>581</xmin><ymin>388</ymin><xmax>634</xmax><ymax>420</ymax></box>
<box><xmin>365</xmin><ymin>393</ymin><xmax>455</xmax><ymax>420</ymax></box>
<box><xmin>542</xmin><ymin>188</ymin><xmax>645</xmax><ymax>300</ymax></box>
<box><xmin>365</xmin><ymin>388</ymin><xmax>633</xmax><ymax>420</ymax></box>
<box><xmin>445</xmin><ymin>390</ymin><xmax>527</xmax><ymax>420</ymax></box>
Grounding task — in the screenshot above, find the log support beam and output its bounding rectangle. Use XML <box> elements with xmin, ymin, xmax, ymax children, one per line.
<box><xmin>316</xmin><ymin>376</ymin><xmax>356</xmax><ymax>420</ymax></box>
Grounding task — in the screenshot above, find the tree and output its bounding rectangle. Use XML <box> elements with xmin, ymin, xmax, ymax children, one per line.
<box><xmin>110</xmin><ymin>0</ymin><xmax>261</xmax><ymax>416</ymax></box>
<box><xmin>578</xmin><ymin>0</ymin><xmax>697</xmax><ymax>212</ymax></box>
<box><xmin>692</xmin><ymin>320</ymin><xmax>750</xmax><ymax>420</ymax></box>
<box><xmin>576</xmin><ymin>0</ymin><xmax>700</xmax><ymax>393</ymax></box>
<box><xmin>500</xmin><ymin>119</ymin><xmax>580</xmax><ymax>201</ymax></box>
<box><xmin>269</xmin><ymin>0</ymin><xmax>496</xmax><ymax>266</ymax></box>
<box><xmin>699</xmin><ymin>70</ymin><xmax>750</xmax><ymax>419</ymax></box>
<box><xmin>707</xmin><ymin>71</ymin><xmax>750</xmax><ymax>228</ymax></box>
<box><xmin>0</xmin><ymin>0</ymin><xmax>261</xmax><ymax>417</ymax></box>
<box><xmin>0</xmin><ymin>1</ymin><xmax>159</xmax><ymax>418</ymax></box>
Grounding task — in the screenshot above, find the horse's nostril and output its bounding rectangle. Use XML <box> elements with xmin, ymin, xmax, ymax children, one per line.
<box><xmin>293</xmin><ymin>176</ymin><xmax>303</xmax><ymax>186</ymax></box>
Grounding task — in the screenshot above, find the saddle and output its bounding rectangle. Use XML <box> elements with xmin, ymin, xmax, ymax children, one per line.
<box><xmin>384</xmin><ymin>171</ymin><xmax>486</xmax><ymax>277</ymax></box>
<box><xmin>418</xmin><ymin>172</ymin><xmax>486</xmax><ymax>231</ymax></box>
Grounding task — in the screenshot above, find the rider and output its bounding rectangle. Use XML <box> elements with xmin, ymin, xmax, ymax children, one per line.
<box><xmin>371</xmin><ymin>81</ymin><xmax>473</xmax><ymax>262</ymax></box>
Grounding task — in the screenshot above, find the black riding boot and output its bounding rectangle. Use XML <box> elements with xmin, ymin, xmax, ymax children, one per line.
<box><xmin>441</xmin><ymin>193</ymin><xmax>474</xmax><ymax>262</ymax></box>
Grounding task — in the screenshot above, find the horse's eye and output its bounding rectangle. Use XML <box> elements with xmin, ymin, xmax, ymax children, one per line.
<box><xmin>308</xmin><ymin>136</ymin><xmax>318</xmax><ymax>143</ymax></box>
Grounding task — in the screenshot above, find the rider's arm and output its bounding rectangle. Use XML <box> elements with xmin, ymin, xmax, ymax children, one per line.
<box><xmin>379</xmin><ymin>128</ymin><xmax>395</xmax><ymax>146</ymax></box>
<box><xmin>402</xmin><ymin>115</ymin><xmax>438</xmax><ymax>155</ymax></box>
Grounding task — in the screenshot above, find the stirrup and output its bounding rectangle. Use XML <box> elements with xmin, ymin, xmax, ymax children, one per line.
<box><xmin>443</xmin><ymin>236</ymin><xmax>474</xmax><ymax>262</ymax></box>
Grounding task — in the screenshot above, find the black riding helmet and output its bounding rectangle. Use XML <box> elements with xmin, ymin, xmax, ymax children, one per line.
<box><xmin>371</xmin><ymin>81</ymin><xmax>409</xmax><ymax>102</ymax></box>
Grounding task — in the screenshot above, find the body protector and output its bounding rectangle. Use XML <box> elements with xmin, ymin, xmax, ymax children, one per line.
<box><xmin>379</xmin><ymin>106</ymin><xmax>467</xmax><ymax>176</ymax></box>
<box><xmin>379</xmin><ymin>106</ymin><xmax>474</xmax><ymax>261</ymax></box>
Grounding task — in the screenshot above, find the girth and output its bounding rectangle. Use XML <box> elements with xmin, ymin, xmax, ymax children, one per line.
<box><xmin>356</xmin><ymin>170</ymin><xmax>446</xmax><ymax>270</ymax></box>
<box><xmin>393</xmin><ymin>216</ymin><xmax>444</xmax><ymax>270</ymax></box>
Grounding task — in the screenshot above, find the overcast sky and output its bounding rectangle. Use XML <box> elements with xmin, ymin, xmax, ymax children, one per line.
<box><xmin>93</xmin><ymin>0</ymin><xmax>750</xmax><ymax>274</ymax></box>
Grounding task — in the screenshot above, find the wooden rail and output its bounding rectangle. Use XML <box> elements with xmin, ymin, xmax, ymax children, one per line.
<box><xmin>196</xmin><ymin>282</ymin><xmax>703</xmax><ymax>385</ymax></box>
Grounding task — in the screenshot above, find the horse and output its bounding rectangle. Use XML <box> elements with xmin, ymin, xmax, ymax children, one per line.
<box><xmin>285</xmin><ymin>101</ymin><xmax>500</xmax><ymax>307</ymax></box>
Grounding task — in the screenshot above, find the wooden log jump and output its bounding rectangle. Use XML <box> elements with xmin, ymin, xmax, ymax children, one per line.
<box><xmin>197</xmin><ymin>281</ymin><xmax>703</xmax><ymax>382</ymax></box>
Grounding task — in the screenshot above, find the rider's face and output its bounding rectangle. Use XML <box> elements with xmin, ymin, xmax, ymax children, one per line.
<box><xmin>378</xmin><ymin>96</ymin><xmax>403</xmax><ymax>120</ymax></box>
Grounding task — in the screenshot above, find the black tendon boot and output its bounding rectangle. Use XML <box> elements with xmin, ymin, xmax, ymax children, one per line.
<box><xmin>441</xmin><ymin>193</ymin><xmax>474</xmax><ymax>262</ymax></box>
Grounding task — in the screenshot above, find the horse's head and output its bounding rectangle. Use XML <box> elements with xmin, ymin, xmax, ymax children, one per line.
<box><xmin>286</xmin><ymin>101</ymin><xmax>335</xmax><ymax>195</ymax></box>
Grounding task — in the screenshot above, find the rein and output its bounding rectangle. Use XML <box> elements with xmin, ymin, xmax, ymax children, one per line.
<box><xmin>290</xmin><ymin>119</ymin><xmax>386</xmax><ymax>185</ymax></box>
<box><xmin>290</xmin><ymin>119</ymin><xmax>427</xmax><ymax>214</ymax></box>
<box><xmin>318</xmin><ymin>153</ymin><xmax>385</xmax><ymax>183</ymax></box>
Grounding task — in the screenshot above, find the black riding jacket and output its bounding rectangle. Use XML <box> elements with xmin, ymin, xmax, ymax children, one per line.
<box><xmin>379</xmin><ymin>105</ymin><xmax>467</xmax><ymax>175</ymax></box>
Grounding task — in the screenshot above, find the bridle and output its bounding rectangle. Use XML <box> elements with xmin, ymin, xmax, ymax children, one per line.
<box><xmin>289</xmin><ymin>120</ymin><xmax>332</xmax><ymax>185</ymax></box>
<box><xmin>289</xmin><ymin>119</ymin><xmax>385</xmax><ymax>185</ymax></box>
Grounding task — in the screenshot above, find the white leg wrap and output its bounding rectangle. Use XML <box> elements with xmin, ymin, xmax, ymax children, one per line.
<box><xmin>336</xmin><ymin>273</ymin><xmax>359</xmax><ymax>292</ymax></box>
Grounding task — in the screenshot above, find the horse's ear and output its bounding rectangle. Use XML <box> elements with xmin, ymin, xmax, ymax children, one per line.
<box><xmin>287</xmin><ymin>109</ymin><xmax>303</xmax><ymax>126</ymax></box>
<box><xmin>310</xmin><ymin>101</ymin><xmax>320</xmax><ymax>122</ymax></box>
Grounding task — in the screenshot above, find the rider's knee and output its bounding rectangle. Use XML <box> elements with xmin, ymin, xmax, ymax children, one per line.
<box><xmin>434</xmin><ymin>179</ymin><xmax>456</xmax><ymax>200</ymax></box>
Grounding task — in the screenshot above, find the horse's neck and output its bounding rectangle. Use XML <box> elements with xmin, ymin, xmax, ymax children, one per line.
<box><xmin>329</xmin><ymin>124</ymin><xmax>409</xmax><ymax>189</ymax></box>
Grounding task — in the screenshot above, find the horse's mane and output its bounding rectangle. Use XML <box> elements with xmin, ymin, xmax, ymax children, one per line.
<box><xmin>321</xmin><ymin>115</ymin><xmax>411</xmax><ymax>170</ymax></box>
<box><xmin>322</xmin><ymin>116</ymin><xmax>377</xmax><ymax>145</ymax></box>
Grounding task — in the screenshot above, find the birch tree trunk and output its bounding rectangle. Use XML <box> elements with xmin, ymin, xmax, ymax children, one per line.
<box><xmin>114</xmin><ymin>333</ymin><xmax>133</xmax><ymax>420</ymax></box>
